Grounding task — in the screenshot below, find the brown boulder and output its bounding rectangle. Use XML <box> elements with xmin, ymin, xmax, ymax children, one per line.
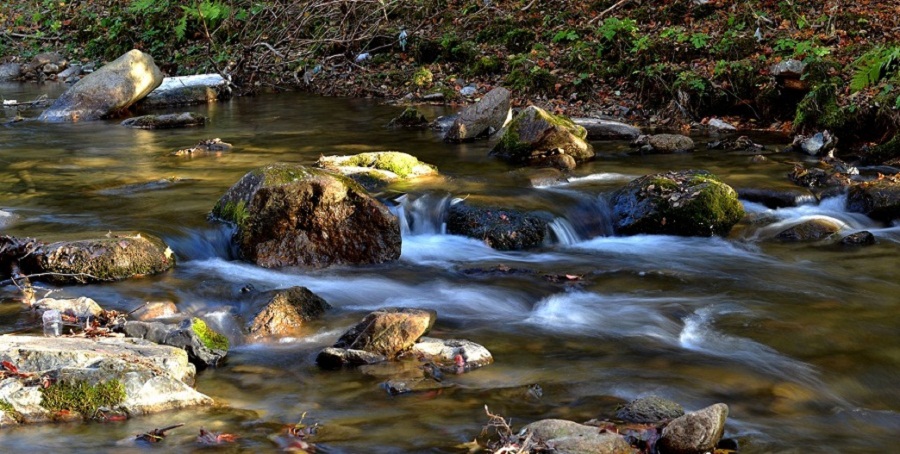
<box><xmin>245</xmin><ymin>286</ymin><xmax>330</xmax><ymax>339</ymax></box>
<box><xmin>333</xmin><ymin>308</ymin><xmax>436</xmax><ymax>358</ymax></box>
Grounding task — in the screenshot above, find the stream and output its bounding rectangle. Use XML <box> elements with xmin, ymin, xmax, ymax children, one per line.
<box><xmin>2</xmin><ymin>82</ymin><xmax>900</xmax><ymax>453</ymax></box>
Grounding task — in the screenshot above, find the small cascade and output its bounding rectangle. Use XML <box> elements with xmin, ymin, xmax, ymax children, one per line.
<box><xmin>556</xmin><ymin>193</ymin><xmax>616</xmax><ymax>240</ymax></box>
<box><xmin>166</xmin><ymin>224</ymin><xmax>238</xmax><ymax>261</ymax></box>
<box><xmin>392</xmin><ymin>192</ymin><xmax>451</xmax><ymax>236</ymax></box>
<box><xmin>547</xmin><ymin>217</ymin><xmax>582</xmax><ymax>245</ymax></box>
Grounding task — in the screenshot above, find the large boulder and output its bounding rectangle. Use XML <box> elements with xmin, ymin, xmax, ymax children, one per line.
<box><xmin>245</xmin><ymin>286</ymin><xmax>331</xmax><ymax>340</ymax></box>
<box><xmin>632</xmin><ymin>134</ymin><xmax>695</xmax><ymax>154</ymax></box>
<box><xmin>658</xmin><ymin>403</ymin><xmax>728</xmax><ymax>454</ymax></box>
<box><xmin>446</xmin><ymin>202</ymin><xmax>548</xmax><ymax>250</ymax></box>
<box><xmin>491</xmin><ymin>106</ymin><xmax>594</xmax><ymax>165</ymax></box>
<box><xmin>444</xmin><ymin>87</ymin><xmax>511</xmax><ymax>142</ymax></box>
<box><xmin>0</xmin><ymin>233</ymin><xmax>175</xmax><ymax>284</ymax></box>
<box><xmin>611</xmin><ymin>170</ymin><xmax>744</xmax><ymax>236</ymax></box>
<box><xmin>315</xmin><ymin>151</ymin><xmax>438</xmax><ymax>191</ymax></box>
<box><xmin>846</xmin><ymin>178</ymin><xmax>900</xmax><ymax>222</ymax></box>
<box><xmin>210</xmin><ymin>163</ymin><xmax>401</xmax><ymax>268</ymax></box>
<box><xmin>120</xmin><ymin>318</ymin><xmax>228</xmax><ymax>368</ymax></box>
<box><xmin>572</xmin><ymin>117</ymin><xmax>641</xmax><ymax>140</ymax></box>
<box><xmin>521</xmin><ymin>419</ymin><xmax>636</xmax><ymax>454</ymax></box>
<box><xmin>0</xmin><ymin>336</ymin><xmax>210</xmax><ymax>424</ymax></box>
<box><xmin>38</xmin><ymin>49</ymin><xmax>163</xmax><ymax>122</ymax></box>
<box><xmin>332</xmin><ymin>308</ymin><xmax>436</xmax><ymax>358</ymax></box>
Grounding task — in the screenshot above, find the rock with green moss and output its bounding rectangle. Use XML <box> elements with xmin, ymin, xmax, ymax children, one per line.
<box><xmin>121</xmin><ymin>112</ymin><xmax>207</xmax><ymax>129</ymax></box>
<box><xmin>846</xmin><ymin>177</ymin><xmax>900</xmax><ymax>222</ymax></box>
<box><xmin>444</xmin><ymin>86</ymin><xmax>511</xmax><ymax>142</ymax></box>
<box><xmin>315</xmin><ymin>151</ymin><xmax>438</xmax><ymax>191</ymax></box>
<box><xmin>612</xmin><ymin>170</ymin><xmax>744</xmax><ymax>236</ymax></box>
<box><xmin>0</xmin><ymin>336</ymin><xmax>210</xmax><ymax>424</ymax></box>
<box><xmin>446</xmin><ymin>202</ymin><xmax>549</xmax><ymax>250</ymax></box>
<box><xmin>490</xmin><ymin>105</ymin><xmax>594</xmax><ymax>167</ymax></box>
<box><xmin>1</xmin><ymin>233</ymin><xmax>175</xmax><ymax>285</ymax></box>
<box><xmin>121</xmin><ymin>317</ymin><xmax>228</xmax><ymax>368</ymax></box>
<box><xmin>210</xmin><ymin>163</ymin><xmax>401</xmax><ymax>268</ymax></box>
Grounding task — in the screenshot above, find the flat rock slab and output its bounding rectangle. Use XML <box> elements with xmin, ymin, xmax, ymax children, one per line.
<box><xmin>444</xmin><ymin>87</ymin><xmax>511</xmax><ymax>142</ymax></box>
<box><xmin>122</xmin><ymin>112</ymin><xmax>207</xmax><ymax>129</ymax></box>
<box><xmin>0</xmin><ymin>335</ymin><xmax>210</xmax><ymax>424</ymax></box>
<box><xmin>572</xmin><ymin>118</ymin><xmax>641</xmax><ymax>140</ymax></box>
<box><xmin>138</xmin><ymin>74</ymin><xmax>229</xmax><ymax>108</ymax></box>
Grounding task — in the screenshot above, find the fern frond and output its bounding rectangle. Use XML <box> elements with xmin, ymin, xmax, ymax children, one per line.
<box><xmin>850</xmin><ymin>46</ymin><xmax>900</xmax><ymax>92</ymax></box>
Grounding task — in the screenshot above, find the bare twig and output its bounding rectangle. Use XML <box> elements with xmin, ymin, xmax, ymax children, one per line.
<box><xmin>588</xmin><ymin>0</ymin><xmax>631</xmax><ymax>25</ymax></box>
<box><xmin>0</xmin><ymin>32</ymin><xmax>61</xmax><ymax>41</ymax></box>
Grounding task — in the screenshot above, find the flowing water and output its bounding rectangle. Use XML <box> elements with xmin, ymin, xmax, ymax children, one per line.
<box><xmin>1</xmin><ymin>82</ymin><xmax>900</xmax><ymax>453</ymax></box>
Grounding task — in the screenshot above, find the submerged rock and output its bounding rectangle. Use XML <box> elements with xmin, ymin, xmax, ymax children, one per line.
<box><xmin>387</xmin><ymin>107</ymin><xmax>429</xmax><ymax>129</ymax></box>
<box><xmin>572</xmin><ymin>117</ymin><xmax>641</xmax><ymax>140</ymax></box>
<box><xmin>632</xmin><ymin>134</ymin><xmax>695</xmax><ymax>154</ymax></box>
<box><xmin>1</xmin><ymin>233</ymin><xmax>175</xmax><ymax>284</ymax></box>
<box><xmin>840</xmin><ymin>231</ymin><xmax>876</xmax><ymax>246</ymax></box>
<box><xmin>774</xmin><ymin>218</ymin><xmax>842</xmax><ymax>242</ymax></box>
<box><xmin>521</xmin><ymin>419</ymin><xmax>636</xmax><ymax>454</ymax></box>
<box><xmin>410</xmin><ymin>337</ymin><xmax>493</xmax><ymax>373</ymax></box>
<box><xmin>121</xmin><ymin>112</ymin><xmax>207</xmax><ymax>129</ymax></box>
<box><xmin>245</xmin><ymin>286</ymin><xmax>330</xmax><ymax>340</ymax></box>
<box><xmin>446</xmin><ymin>202</ymin><xmax>548</xmax><ymax>250</ymax></box>
<box><xmin>444</xmin><ymin>87</ymin><xmax>511</xmax><ymax>142</ymax></box>
<box><xmin>611</xmin><ymin>170</ymin><xmax>744</xmax><ymax>236</ymax></box>
<box><xmin>0</xmin><ymin>63</ymin><xmax>22</xmax><ymax>81</ymax></box>
<box><xmin>0</xmin><ymin>336</ymin><xmax>210</xmax><ymax>424</ymax></box>
<box><xmin>315</xmin><ymin>151</ymin><xmax>438</xmax><ymax>191</ymax></box>
<box><xmin>332</xmin><ymin>308</ymin><xmax>435</xmax><ymax>359</ymax></box>
<box><xmin>120</xmin><ymin>317</ymin><xmax>228</xmax><ymax>368</ymax></box>
<box><xmin>616</xmin><ymin>395</ymin><xmax>685</xmax><ymax>423</ymax></box>
<box><xmin>315</xmin><ymin>347</ymin><xmax>387</xmax><ymax>369</ymax></box>
<box><xmin>171</xmin><ymin>138</ymin><xmax>232</xmax><ymax>156</ymax></box>
<box><xmin>738</xmin><ymin>187</ymin><xmax>810</xmax><ymax>209</ymax></box>
<box><xmin>846</xmin><ymin>177</ymin><xmax>900</xmax><ymax>222</ymax></box>
<box><xmin>491</xmin><ymin>106</ymin><xmax>593</xmax><ymax>166</ymax></box>
<box><xmin>130</xmin><ymin>301</ymin><xmax>179</xmax><ymax>321</ymax></box>
<box><xmin>658</xmin><ymin>403</ymin><xmax>729</xmax><ymax>454</ymax></box>
<box><xmin>38</xmin><ymin>49</ymin><xmax>163</xmax><ymax>122</ymax></box>
<box><xmin>707</xmin><ymin>136</ymin><xmax>763</xmax><ymax>152</ymax></box>
<box><xmin>210</xmin><ymin>163</ymin><xmax>401</xmax><ymax>268</ymax></box>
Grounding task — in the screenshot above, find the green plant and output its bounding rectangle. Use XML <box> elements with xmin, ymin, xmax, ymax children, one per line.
<box><xmin>552</xmin><ymin>29</ymin><xmax>579</xmax><ymax>43</ymax></box>
<box><xmin>850</xmin><ymin>46</ymin><xmax>900</xmax><ymax>92</ymax></box>
<box><xmin>412</xmin><ymin>67</ymin><xmax>433</xmax><ymax>87</ymax></box>
<box><xmin>40</xmin><ymin>379</ymin><xmax>126</xmax><ymax>420</ymax></box>
<box><xmin>689</xmin><ymin>33</ymin><xmax>710</xmax><ymax>50</ymax></box>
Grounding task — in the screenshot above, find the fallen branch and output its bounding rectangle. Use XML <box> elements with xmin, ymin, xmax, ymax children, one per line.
<box><xmin>588</xmin><ymin>0</ymin><xmax>631</xmax><ymax>25</ymax></box>
<box><xmin>0</xmin><ymin>31</ymin><xmax>62</xmax><ymax>41</ymax></box>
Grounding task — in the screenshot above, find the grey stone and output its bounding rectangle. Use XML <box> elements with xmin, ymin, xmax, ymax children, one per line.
<box><xmin>411</xmin><ymin>337</ymin><xmax>493</xmax><ymax>373</ymax></box>
<box><xmin>707</xmin><ymin>118</ymin><xmax>737</xmax><ymax>131</ymax></box>
<box><xmin>522</xmin><ymin>419</ymin><xmax>636</xmax><ymax>454</ymax></box>
<box><xmin>445</xmin><ymin>86</ymin><xmax>511</xmax><ymax>142</ymax></box>
<box><xmin>56</xmin><ymin>64</ymin><xmax>82</xmax><ymax>80</ymax></box>
<box><xmin>138</xmin><ymin>74</ymin><xmax>230</xmax><ymax>108</ymax></box>
<box><xmin>847</xmin><ymin>178</ymin><xmax>900</xmax><ymax>222</ymax></box>
<box><xmin>39</xmin><ymin>49</ymin><xmax>163</xmax><ymax>122</ymax></box>
<box><xmin>446</xmin><ymin>202</ymin><xmax>549</xmax><ymax>250</ymax></box>
<box><xmin>0</xmin><ymin>335</ymin><xmax>210</xmax><ymax>424</ymax></box>
<box><xmin>633</xmin><ymin>134</ymin><xmax>695</xmax><ymax>154</ymax></box>
<box><xmin>658</xmin><ymin>403</ymin><xmax>728</xmax><ymax>454</ymax></box>
<box><xmin>770</xmin><ymin>59</ymin><xmax>805</xmax><ymax>78</ymax></box>
<box><xmin>840</xmin><ymin>231</ymin><xmax>876</xmax><ymax>246</ymax></box>
<box><xmin>34</xmin><ymin>297</ymin><xmax>103</xmax><ymax>320</ymax></box>
<box><xmin>0</xmin><ymin>63</ymin><xmax>21</xmax><ymax>81</ymax></box>
<box><xmin>121</xmin><ymin>318</ymin><xmax>227</xmax><ymax>368</ymax></box>
<box><xmin>572</xmin><ymin>117</ymin><xmax>641</xmax><ymax>140</ymax></box>
<box><xmin>316</xmin><ymin>347</ymin><xmax>386</xmax><ymax>369</ymax></box>
<box><xmin>774</xmin><ymin>218</ymin><xmax>842</xmax><ymax>242</ymax></box>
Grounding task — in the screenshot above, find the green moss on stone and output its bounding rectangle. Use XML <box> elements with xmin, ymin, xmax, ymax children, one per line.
<box><xmin>344</xmin><ymin>152</ymin><xmax>422</xmax><ymax>178</ymax></box>
<box><xmin>192</xmin><ymin>317</ymin><xmax>229</xmax><ymax>351</ymax></box>
<box><xmin>40</xmin><ymin>379</ymin><xmax>126</xmax><ymax>419</ymax></box>
<box><xmin>215</xmin><ymin>199</ymin><xmax>249</xmax><ymax>227</ymax></box>
<box><xmin>0</xmin><ymin>399</ymin><xmax>15</xmax><ymax>413</ymax></box>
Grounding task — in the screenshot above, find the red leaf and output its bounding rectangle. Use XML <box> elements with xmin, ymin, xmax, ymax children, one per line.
<box><xmin>1</xmin><ymin>361</ymin><xmax>19</xmax><ymax>374</ymax></box>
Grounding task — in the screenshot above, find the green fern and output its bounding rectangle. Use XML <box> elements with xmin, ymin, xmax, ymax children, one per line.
<box><xmin>850</xmin><ymin>46</ymin><xmax>900</xmax><ymax>92</ymax></box>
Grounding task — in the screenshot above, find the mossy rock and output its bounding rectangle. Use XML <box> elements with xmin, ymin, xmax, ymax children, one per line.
<box><xmin>612</xmin><ymin>170</ymin><xmax>744</xmax><ymax>236</ymax></box>
<box><xmin>10</xmin><ymin>233</ymin><xmax>176</xmax><ymax>284</ymax></box>
<box><xmin>387</xmin><ymin>107</ymin><xmax>428</xmax><ymax>129</ymax></box>
<box><xmin>40</xmin><ymin>379</ymin><xmax>126</xmax><ymax>420</ymax></box>
<box><xmin>191</xmin><ymin>317</ymin><xmax>229</xmax><ymax>351</ymax></box>
<box><xmin>490</xmin><ymin>105</ymin><xmax>593</xmax><ymax>165</ymax></box>
<box><xmin>210</xmin><ymin>163</ymin><xmax>401</xmax><ymax>268</ymax></box>
<box><xmin>315</xmin><ymin>151</ymin><xmax>438</xmax><ymax>191</ymax></box>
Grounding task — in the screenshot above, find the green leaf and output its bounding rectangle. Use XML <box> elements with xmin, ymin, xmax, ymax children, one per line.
<box><xmin>174</xmin><ymin>15</ymin><xmax>187</xmax><ymax>41</ymax></box>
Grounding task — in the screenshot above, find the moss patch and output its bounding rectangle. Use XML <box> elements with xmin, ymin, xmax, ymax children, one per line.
<box><xmin>40</xmin><ymin>379</ymin><xmax>126</xmax><ymax>420</ymax></box>
<box><xmin>344</xmin><ymin>152</ymin><xmax>423</xmax><ymax>178</ymax></box>
<box><xmin>214</xmin><ymin>199</ymin><xmax>249</xmax><ymax>227</ymax></box>
<box><xmin>192</xmin><ymin>317</ymin><xmax>229</xmax><ymax>351</ymax></box>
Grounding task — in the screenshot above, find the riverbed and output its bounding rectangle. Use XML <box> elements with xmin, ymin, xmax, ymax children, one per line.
<box><xmin>1</xmin><ymin>83</ymin><xmax>899</xmax><ymax>452</ymax></box>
